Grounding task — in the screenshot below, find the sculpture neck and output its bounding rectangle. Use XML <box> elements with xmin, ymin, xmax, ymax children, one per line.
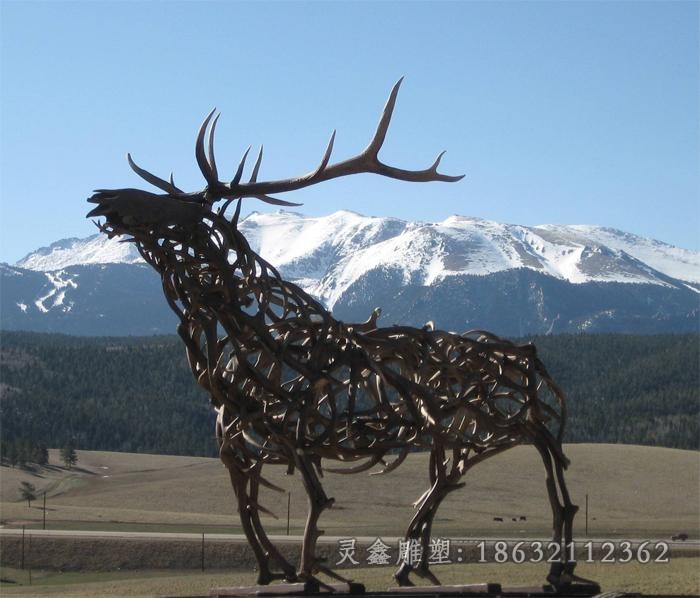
<box><xmin>134</xmin><ymin>212</ymin><xmax>328</xmax><ymax>328</ymax></box>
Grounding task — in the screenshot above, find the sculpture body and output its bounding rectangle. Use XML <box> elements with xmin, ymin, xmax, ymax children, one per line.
<box><xmin>88</xmin><ymin>80</ymin><xmax>595</xmax><ymax>591</ymax></box>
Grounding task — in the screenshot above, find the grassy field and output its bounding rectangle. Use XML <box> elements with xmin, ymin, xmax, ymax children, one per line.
<box><xmin>1</xmin><ymin>445</ymin><xmax>698</xmax><ymax>539</ymax></box>
<box><xmin>1</xmin><ymin>445</ymin><xmax>698</xmax><ymax>596</ymax></box>
<box><xmin>1</xmin><ymin>560</ymin><xmax>699</xmax><ymax>597</ymax></box>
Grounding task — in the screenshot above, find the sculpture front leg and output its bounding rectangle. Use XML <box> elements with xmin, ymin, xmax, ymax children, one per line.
<box><xmin>247</xmin><ymin>465</ymin><xmax>298</xmax><ymax>583</ymax></box>
<box><xmin>222</xmin><ymin>455</ymin><xmax>296</xmax><ymax>585</ymax></box>
<box><xmin>295</xmin><ymin>454</ymin><xmax>335</xmax><ymax>581</ymax></box>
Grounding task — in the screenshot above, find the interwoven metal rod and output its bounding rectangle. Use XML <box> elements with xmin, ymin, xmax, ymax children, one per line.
<box><xmin>88</xmin><ymin>81</ymin><xmax>598</xmax><ymax>592</ymax></box>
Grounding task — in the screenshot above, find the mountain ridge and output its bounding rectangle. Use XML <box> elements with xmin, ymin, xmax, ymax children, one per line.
<box><xmin>17</xmin><ymin>211</ymin><xmax>700</xmax><ymax>282</ymax></box>
<box><xmin>4</xmin><ymin>210</ymin><xmax>698</xmax><ymax>336</ymax></box>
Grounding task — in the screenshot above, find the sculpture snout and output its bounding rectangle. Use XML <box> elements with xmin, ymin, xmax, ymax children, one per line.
<box><xmin>86</xmin><ymin>188</ymin><xmax>205</xmax><ymax>233</ymax></box>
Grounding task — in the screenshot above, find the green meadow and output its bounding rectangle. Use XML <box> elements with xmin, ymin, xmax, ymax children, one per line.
<box><xmin>1</xmin><ymin>445</ymin><xmax>698</xmax><ymax>596</ymax></box>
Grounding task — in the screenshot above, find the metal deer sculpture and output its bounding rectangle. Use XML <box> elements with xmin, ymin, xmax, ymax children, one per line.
<box><xmin>88</xmin><ymin>80</ymin><xmax>595</xmax><ymax>592</ymax></box>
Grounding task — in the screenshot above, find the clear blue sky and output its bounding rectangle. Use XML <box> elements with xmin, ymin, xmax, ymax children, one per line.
<box><xmin>1</xmin><ymin>1</ymin><xmax>698</xmax><ymax>264</ymax></box>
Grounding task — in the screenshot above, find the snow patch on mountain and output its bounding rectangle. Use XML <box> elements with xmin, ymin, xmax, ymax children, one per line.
<box><xmin>534</xmin><ymin>224</ymin><xmax>700</xmax><ymax>284</ymax></box>
<box><xmin>34</xmin><ymin>270</ymin><xmax>78</xmax><ymax>313</ymax></box>
<box><xmin>17</xmin><ymin>235</ymin><xmax>142</xmax><ymax>271</ymax></box>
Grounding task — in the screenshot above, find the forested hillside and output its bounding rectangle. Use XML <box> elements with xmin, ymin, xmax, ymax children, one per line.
<box><xmin>531</xmin><ymin>334</ymin><xmax>698</xmax><ymax>448</ymax></box>
<box><xmin>1</xmin><ymin>333</ymin><xmax>213</xmax><ymax>458</ymax></box>
<box><xmin>1</xmin><ymin>331</ymin><xmax>697</xmax><ymax>459</ymax></box>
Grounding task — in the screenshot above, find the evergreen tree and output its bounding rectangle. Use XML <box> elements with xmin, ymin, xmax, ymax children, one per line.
<box><xmin>33</xmin><ymin>443</ymin><xmax>49</xmax><ymax>466</ymax></box>
<box><xmin>16</xmin><ymin>442</ymin><xmax>31</xmax><ymax>468</ymax></box>
<box><xmin>6</xmin><ymin>442</ymin><xmax>19</xmax><ymax>468</ymax></box>
<box><xmin>60</xmin><ymin>442</ymin><xmax>78</xmax><ymax>469</ymax></box>
<box><xmin>0</xmin><ymin>440</ymin><xmax>13</xmax><ymax>466</ymax></box>
<box><xmin>19</xmin><ymin>481</ymin><xmax>36</xmax><ymax>507</ymax></box>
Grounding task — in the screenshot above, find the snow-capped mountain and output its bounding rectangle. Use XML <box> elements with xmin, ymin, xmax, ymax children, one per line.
<box><xmin>16</xmin><ymin>235</ymin><xmax>142</xmax><ymax>271</ymax></box>
<box><xmin>3</xmin><ymin>211</ymin><xmax>698</xmax><ymax>336</ymax></box>
<box><xmin>239</xmin><ymin>211</ymin><xmax>699</xmax><ymax>307</ymax></box>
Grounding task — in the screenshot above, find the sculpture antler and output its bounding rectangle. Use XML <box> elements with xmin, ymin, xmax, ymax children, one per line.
<box><xmin>127</xmin><ymin>78</ymin><xmax>464</xmax><ymax>207</ymax></box>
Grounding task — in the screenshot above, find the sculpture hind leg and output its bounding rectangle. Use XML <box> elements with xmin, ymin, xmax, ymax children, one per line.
<box><xmin>394</xmin><ymin>444</ymin><xmax>464</xmax><ymax>587</ymax></box>
<box><xmin>533</xmin><ymin>429</ymin><xmax>599</xmax><ymax>593</ymax></box>
<box><xmin>532</xmin><ymin>436</ymin><xmax>571</xmax><ymax>589</ymax></box>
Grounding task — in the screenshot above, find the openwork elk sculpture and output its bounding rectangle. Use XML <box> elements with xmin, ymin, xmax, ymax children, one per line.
<box><xmin>88</xmin><ymin>80</ymin><xmax>596</xmax><ymax>592</ymax></box>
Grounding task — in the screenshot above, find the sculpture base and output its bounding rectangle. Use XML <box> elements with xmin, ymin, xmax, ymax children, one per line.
<box><xmin>209</xmin><ymin>581</ymin><xmax>366</xmax><ymax>596</ymax></box>
<box><xmin>388</xmin><ymin>583</ymin><xmax>502</xmax><ymax>594</ymax></box>
<box><xmin>499</xmin><ymin>584</ymin><xmax>602</xmax><ymax>596</ymax></box>
<box><xmin>209</xmin><ymin>581</ymin><xmax>603</xmax><ymax>597</ymax></box>
<box><xmin>388</xmin><ymin>583</ymin><xmax>602</xmax><ymax>596</ymax></box>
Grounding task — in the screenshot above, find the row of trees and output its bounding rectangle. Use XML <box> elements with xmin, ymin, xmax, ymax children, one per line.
<box><xmin>0</xmin><ymin>332</ymin><xmax>215</xmax><ymax>457</ymax></box>
<box><xmin>1</xmin><ymin>439</ymin><xmax>77</xmax><ymax>469</ymax></box>
<box><xmin>19</xmin><ymin>444</ymin><xmax>78</xmax><ymax>507</ymax></box>
<box><xmin>531</xmin><ymin>333</ymin><xmax>699</xmax><ymax>448</ymax></box>
<box><xmin>10</xmin><ymin>442</ymin><xmax>78</xmax><ymax>508</ymax></box>
<box><xmin>1</xmin><ymin>441</ymin><xmax>48</xmax><ymax>467</ymax></box>
<box><xmin>0</xmin><ymin>331</ymin><xmax>697</xmax><ymax>456</ymax></box>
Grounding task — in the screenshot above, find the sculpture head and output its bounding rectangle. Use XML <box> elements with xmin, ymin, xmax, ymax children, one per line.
<box><xmin>87</xmin><ymin>79</ymin><xmax>463</xmax><ymax>243</ymax></box>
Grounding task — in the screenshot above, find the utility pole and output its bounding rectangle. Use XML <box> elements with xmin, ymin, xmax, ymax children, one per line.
<box><xmin>286</xmin><ymin>492</ymin><xmax>291</xmax><ymax>536</ymax></box>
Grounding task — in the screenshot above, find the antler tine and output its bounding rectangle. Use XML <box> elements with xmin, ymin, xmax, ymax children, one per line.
<box><xmin>254</xmin><ymin>194</ymin><xmax>303</xmax><ymax>207</ymax></box>
<box><xmin>127</xmin><ymin>154</ymin><xmax>183</xmax><ymax>194</ymax></box>
<box><xmin>231</xmin><ymin>146</ymin><xmax>251</xmax><ymax>186</ymax></box>
<box><xmin>232</xmin><ymin>198</ymin><xmax>242</xmax><ymax>226</ymax></box>
<box><xmin>311</xmin><ymin>130</ymin><xmax>336</xmax><ymax>178</ymax></box>
<box><xmin>364</xmin><ymin>76</ymin><xmax>403</xmax><ymax>159</ymax></box>
<box><xmin>208</xmin><ymin>113</ymin><xmax>221</xmax><ymax>183</ymax></box>
<box><xmin>195</xmin><ymin>108</ymin><xmax>218</xmax><ymax>185</ymax></box>
<box><xmin>249</xmin><ymin>146</ymin><xmax>264</xmax><ymax>183</ymax></box>
<box><xmin>248</xmin><ymin>143</ymin><xmax>304</xmax><ymax>205</ymax></box>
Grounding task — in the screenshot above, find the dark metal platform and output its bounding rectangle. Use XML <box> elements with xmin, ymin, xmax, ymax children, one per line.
<box><xmin>208</xmin><ymin>581</ymin><xmax>652</xmax><ymax>597</ymax></box>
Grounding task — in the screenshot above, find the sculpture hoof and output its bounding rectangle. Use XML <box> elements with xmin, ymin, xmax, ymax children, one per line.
<box><xmin>394</xmin><ymin>563</ymin><xmax>415</xmax><ymax>587</ymax></box>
